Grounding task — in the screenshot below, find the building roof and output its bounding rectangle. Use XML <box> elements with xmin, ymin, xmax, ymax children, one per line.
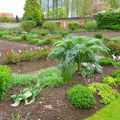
<box><xmin>0</xmin><ymin>13</ymin><xmax>14</xmax><ymax>18</ymax></box>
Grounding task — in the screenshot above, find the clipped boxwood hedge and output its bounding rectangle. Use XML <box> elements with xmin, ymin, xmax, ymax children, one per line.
<box><xmin>95</xmin><ymin>9</ymin><xmax>120</xmax><ymax>30</ymax></box>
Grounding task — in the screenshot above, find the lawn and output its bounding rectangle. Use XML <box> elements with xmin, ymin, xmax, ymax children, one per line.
<box><xmin>85</xmin><ymin>98</ymin><xmax>120</xmax><ymax>120</ymax></box>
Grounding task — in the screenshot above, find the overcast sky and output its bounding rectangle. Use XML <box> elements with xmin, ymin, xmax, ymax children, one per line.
<box><xmin>0</xmin><ymin>0</ymin><xmax>25</xmax><ymax>17</ymax></box>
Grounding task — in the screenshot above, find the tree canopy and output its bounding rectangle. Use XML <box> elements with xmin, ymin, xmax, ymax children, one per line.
<box><xmin>23</xmin><ymin>0</ymin><xmax>43</xmax><ymax>26</ymax></box>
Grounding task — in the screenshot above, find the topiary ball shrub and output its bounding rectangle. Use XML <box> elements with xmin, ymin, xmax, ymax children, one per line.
<box><xmin>21</xmin><ymin>20</ymin><xmax>36</xmax><ymax>32</ymax></box>
<box><xmin>0</xmin><ymin>65</ymin><xmax>12</xmax><ymax>100</ymax></box>
<box><xmin>84</xmin><ymin>21</ymin><xmax>97</xmax><ymax>31</ymax></box>
<box><xmin>94</xmin><ymin>33</ymin><xmax>103</xmax><ymax>39</ymax></box>
<box><xmin>67</xmin><ymin>84</ymin><xmax>96</xmax><ymax>109</ymax></box>
<box><xmin>43</xmin><ymin>21</ymin><xmax>60</xmax><ymax>32</ymax></box>
<box><xmin>67</xmin><ymin>22</ymin><xmax>80</xmax><ymax>31</ymax></box>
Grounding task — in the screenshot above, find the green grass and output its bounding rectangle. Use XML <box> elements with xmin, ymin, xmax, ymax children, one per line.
<box><xmin>85</xmin><ymin>98</ymin><xmax>120</xmax><ymax>120</ymax></box>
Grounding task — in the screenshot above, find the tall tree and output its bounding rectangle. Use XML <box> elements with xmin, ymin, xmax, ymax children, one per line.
<box><xmin>23</xmin><ymin>0</ymin><xmax>43</xmax><ymax>26</ymax></box>
<box><xmin>38</xmin><ymin>0</ymin><xmax>120</xmax><ymax>18</ymax></box>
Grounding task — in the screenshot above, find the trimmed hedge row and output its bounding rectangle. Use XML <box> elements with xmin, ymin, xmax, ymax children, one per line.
<box><xmin>95</xmin><ymin>9</ymin><xmax>120</xmax><ymax>30</ymax></box>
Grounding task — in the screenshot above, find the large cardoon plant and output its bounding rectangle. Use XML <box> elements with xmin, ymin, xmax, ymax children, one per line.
<box><xmin>49</xmin><ymin>36</ymin><xmax>109</xmax><ymax>78</ymax></box>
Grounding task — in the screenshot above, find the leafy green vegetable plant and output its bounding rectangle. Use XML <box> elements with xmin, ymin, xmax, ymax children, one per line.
<box><xmin>112</xmin><ymin>70</ymin><xmax>120</xmax><ymax>78</ymax></box>
<box><xmin>94</xmin><ymin>33</ymin><xmax>103</xmax><ymax>39</ymax></box>
<box><xmin>49</xmin><ymin>35</ymin><xmax>108</xmax><ymax>78</ymax></box>
<box><xmin>12</xmin><ymin>74</ymin><xmax>36</xmax><ymax>87</ymax></box>
<box><xmin>35</xmin><ymin>48</ymin><xmax>49</xmax><ymax>59</ymax></box>
<box><xmin>21</xmin><ymin>50</ymin><xmax>35</xmax><ymax>61</ymax></box>
<box><xmin>11</xmin><ymin>84</ymin><xmax>44</xmax><ymax>107</ymax></box>
<box><xmin>103</xmin><ymin>76</ymin><xmax>117</xmax><ymax>86</ymax></box>
<box><xmin>99</xmin><ymin>57</ymin><xmax>120</xmax><ymax>67</ymax></box>
<box><xmin>103</xmin><ymin>76</ymin><xmax>120</xmax><ymax>87</ymax></box>
<box><xmin>67</xmin><ymin>84</ymin><xmax>96</xmax><ymax>109</ymax></box>
<box><xmin>88</xmin><ymin>83</ymin><xmax>119</xmax><ymax>104</ymax></box>
<box><xmin>38</xmin><ymin>67</ymin><xmax>64</xmax><ymax>88</ymax></box>
<box><xmin>11</xmin><ymin>67</ymin><xmax>64</xmax><ymax>107</ymax></box>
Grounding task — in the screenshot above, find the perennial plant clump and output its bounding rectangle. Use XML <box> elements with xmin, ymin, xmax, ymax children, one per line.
<box><xmin>67</xmin><ymin>84</ymin><xmax>96</xmax><ymax>109</ymax></box>
<box><xmin>49</xmin><ymin>35</ymin><xmax>108</xmax><ymax>78</ymax></box>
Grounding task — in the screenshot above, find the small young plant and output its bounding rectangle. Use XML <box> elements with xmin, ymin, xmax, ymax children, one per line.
<box><xmin>21</xmin><ymin>50</ymin><xmax>35</xmax><ymax>61</ymax></box>
<box><xmin>6</xmin><ymin>52</ymin><xmax>21</xmax><ymax>64</ymax></box>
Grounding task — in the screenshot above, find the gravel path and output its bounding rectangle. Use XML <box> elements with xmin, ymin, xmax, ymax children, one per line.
<box><xmin>0</xmin><ymin>22</ymin><xmax>20</xmax><ymax>28</ymax></box>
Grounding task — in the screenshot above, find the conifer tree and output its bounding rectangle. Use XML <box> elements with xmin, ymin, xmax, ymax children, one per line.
<box><xmin>23</xmin><ymin>0</ymin><xmax>43</xmax><ymax>26</ymax></box>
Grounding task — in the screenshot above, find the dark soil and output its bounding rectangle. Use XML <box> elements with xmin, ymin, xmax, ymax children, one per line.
<box><xmin>0</xmin><ymin>37</ymin><xmax>119</xmax><ymax>120</ymax></box>
<box><xmin>6</xmin><ymin>59</ymin><xmax>57</xmax><ymax>74</ymax></box>
<box><xmin>0</xmin><ymin>65</ymin><xmax>118</xmax><ymax>120</ymax></box>
<box><xmin>0</xmin><ymin>39</ymin><xmax>44</xmax><ymax>64</ymax></box>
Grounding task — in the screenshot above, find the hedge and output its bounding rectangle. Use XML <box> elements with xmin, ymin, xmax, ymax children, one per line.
<box><xmin>95</xmin><ymin>9</ymin><xmax>120</xmax><ymax>30</ymax></box>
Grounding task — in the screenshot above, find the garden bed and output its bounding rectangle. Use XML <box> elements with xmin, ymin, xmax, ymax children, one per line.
<box><xmin>6</xmin><ymin>59</ymin><xmax>57</xmax><ymax>74</ymax></box>
<box><xmin>76</xmin><ymin>31</ymin><xmax>120</xmax><ymax>38</ymax></box>
<box><xmin>0</xmin><ymin>65</ymin><xmax>118</xmax><ymax>120</ymax></box>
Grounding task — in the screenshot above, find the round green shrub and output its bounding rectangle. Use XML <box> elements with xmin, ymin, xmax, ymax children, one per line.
<box><xmin>84</xmin><ymin>21</ymin><xmax>97</xmax><ymax>31</ymax></box>
<box><xmin>94</xmin><ymin>34</ymin><xmax>103</xmax><ymax>39</ymax></box>
<box><xmin>43</xmin><ymin>21</ymin><xmax>60</xmax><ymax>31</ymax></box>
<box><xmin>1</xmin><ymin>17</ymin><xmax>10</xmax><ymax>22</ymax></box>
<box><xmin>21</xmin><ymin>20</ymin><xmax>36</xmax><ymax>32</ymax></box>
<box><xmin>67</xmin><ymin>84</ymin><xmax>96</xmax><ymax>109</ymax></box>
<box><xmin>102</xmin><ymin>36</ymin><xmax>111</xmax><ymax>41</ymax></box>
<box><xmin>21</xmin><ymin>34</ymin><xmax>28</xmax><ymax>40</ymax></box>
<box><xmin>21</xmin><ymin>50</ymin><xmax>35</xmax><ymax>61</ymax></box>
<box><xmin>0</xmin><ymin>65</ymin><xmax>12</xmax><ymax>100</ymax></box>
<box><xmin>67</xmin><ymin>22</ymin><xmax>80</xmax><ymax>31</ymax></box>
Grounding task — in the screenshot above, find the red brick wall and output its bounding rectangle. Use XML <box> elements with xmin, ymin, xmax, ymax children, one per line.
<box><xmin>44</xmin><ymin>18</ymin><xmax>94</xmax><ymax>29</ymax></box>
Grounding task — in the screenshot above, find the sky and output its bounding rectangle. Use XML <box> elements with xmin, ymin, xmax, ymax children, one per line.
<box><xmin>0</xmin><ymin>0</ymin><xmax>25</xmax><ymax>17</ymax></box>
